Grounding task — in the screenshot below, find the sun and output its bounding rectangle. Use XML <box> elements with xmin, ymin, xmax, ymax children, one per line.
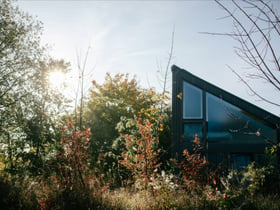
<box><xmin>48</xmin><ymin>71</ymin><xmax>66</xmax><ymax>88</ymax></box>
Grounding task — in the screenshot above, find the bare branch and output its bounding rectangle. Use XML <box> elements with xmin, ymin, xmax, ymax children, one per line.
<box><xmin>258</xmin><ymin>0</ymin><xmax>280</xmax><ymax>36</ymax></box>
<box><xmin>212</xmin><ymin>0</ymin><xmax>280</xmax><ymax>107</ymax></box>
<box><xmin>199</xmin><ymin>31</ymin><xmax>247</xmax><ymax>37</ymax></box>
<box><xmin>232</xmin><ymin>0</ymin><xmax>280</xmax><ymax>86</ymax></box>
<box><xmin>75</xmin><ymin>45</ymin><xmax>93</xmax><ymax>130</ymax></box>
<box><xmin>228</xmin><ymin>65</ymin><xmax>280</xmax><ymax>107</ymax></box>
<box><xmin>163</xmin><ymin>25</ymin><xmax>175</xmax><ymax>96</ymax></box>
<box><xmin>157</xmin><ymin>26</ymin><xmax>175</xmax><ymax>115</ymax></box>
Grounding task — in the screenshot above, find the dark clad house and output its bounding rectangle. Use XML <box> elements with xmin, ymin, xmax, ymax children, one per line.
<box><xmin>171</xmin><ymin>65</ymin><xmax>280</xmax><ymax>169</ymax></box>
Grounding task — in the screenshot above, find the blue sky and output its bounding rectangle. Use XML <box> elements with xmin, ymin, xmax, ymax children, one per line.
<box><xmin>16</xmin><ymin>0</ymin><xmax>280</xmax><ymax>116</ymax></box>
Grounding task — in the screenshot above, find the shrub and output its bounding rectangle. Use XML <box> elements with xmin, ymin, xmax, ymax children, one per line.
<box><xmin>38</xmin><ymin>119</ymin><xmax>97</xmax><ymax>209</ymax></box>
<box><xmin>172</xmin><ymin>135</ymin><xmax>208</xmax><ymax>193</ymax></box>
<box><xmin>119</xmin><ymin>118</ymin><xmax>161</xmax><ymax>190</ymax></box>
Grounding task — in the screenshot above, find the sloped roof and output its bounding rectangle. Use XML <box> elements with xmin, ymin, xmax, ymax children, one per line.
<box><xmin>172</xmin><ymin>65</ymin><xmax>280</xmax><ymax>129</ymax></box>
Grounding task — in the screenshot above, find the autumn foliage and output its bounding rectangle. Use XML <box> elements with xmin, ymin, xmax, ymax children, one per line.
<box><xmin>171</xmin><ymin>135</ymin><xmax>208</xmax><ymax>192</ymax></box>
<box><xmin>55</xmin><ymin>119</ymin><xmax>92</xmax><ymax>190</ymax></box>
<box><xmin>119</xmin><ymin>118</ymin><xmax>161</xmax><ymax>189</ymax></box>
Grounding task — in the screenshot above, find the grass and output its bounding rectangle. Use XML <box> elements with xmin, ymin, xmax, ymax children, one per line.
<box><xmin>1</xmin><ymin>176</ymin><xmax>280</xmax><ymax>210</ymax></box>
<box><xmin>98</xmin><ymin>187</ymin><xmax>280</xmax><ymax>210</ymax></box>
<box><xmin>100</xmin><ymin>188</ymin><xmax>218</xmax><ymax>210</ymax></box>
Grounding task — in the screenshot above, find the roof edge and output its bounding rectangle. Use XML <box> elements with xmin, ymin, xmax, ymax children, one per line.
<box><xmin>172</xmin><ymin>65</ymin><xmax>280</xmax><ymax>127</ymax></box>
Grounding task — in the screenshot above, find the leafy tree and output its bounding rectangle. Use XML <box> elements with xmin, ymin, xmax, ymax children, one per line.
<box><xmin>22</xmin><ymin>59</ymin><xmax>70</xmax><ymax>175</ymax></box>
<box><xmin>83</xmin><ymin>73</ymin><xmax>171</xmax><ymax>185</ymax></box>
<box><xmin>0</xmin><ymin>0</ymin><xmax>42</xmax><ymax>107</ymax></box>
<box><xmin>0</xmin><ymin>0</ymin><xmax>70</xmax><ymax>176</ymax></box>
<box><xmin>84</xmin><ymin>73</ymin><xmax>162</xmax><ymax>160</ymax></box>
<box><xmin>0</xmin><ymin>0</ymin><xmax>43</xmax><ymax>175</ymax></box>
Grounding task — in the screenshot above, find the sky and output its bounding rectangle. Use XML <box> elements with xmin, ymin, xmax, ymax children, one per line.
<box><xmin>16</xmin><ymin>0</ymin><xmax>280</xmax><ymax>116</ymax></box>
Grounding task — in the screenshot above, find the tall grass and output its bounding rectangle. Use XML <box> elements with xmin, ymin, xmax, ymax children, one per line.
<box><xmin>1</xmin><ymin>170</ymin><xmax>280</xmax><ymax>209</ymax></box>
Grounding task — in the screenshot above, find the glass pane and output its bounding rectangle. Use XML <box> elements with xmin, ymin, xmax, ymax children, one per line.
<box><xmin>206</xmin><ymin>93</ymin><xmax>276</xmax><ymax>143</ymax></box>
<box><xmin>231</xmin><ymin>154</ymin><xmax>252</xmax><ymax>170</ymax></box>
<box><xmin>183</xmin><ymin>81</ymin><xmax>202</xmax><ymax>119</ymax></box>
<box><xmin>183</xmin><ymin>123</ymin><xmax>202</xmax><ymax>142</ymax></box>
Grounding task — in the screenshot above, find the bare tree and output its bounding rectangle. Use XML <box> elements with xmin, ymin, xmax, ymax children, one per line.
<box><xmin>157</xmin><ymin>26</ymin><xmax>175</xmax><ymax>115</ymax></box>
<box><xmin>207</xmin><ymin>0</ymin><xmax>280</xmax><ymax>108</ymax></box>
<box><xmin>74</xmin><ymin>45</ymin><xmax>95</xmax><ymax>130</ymax></box>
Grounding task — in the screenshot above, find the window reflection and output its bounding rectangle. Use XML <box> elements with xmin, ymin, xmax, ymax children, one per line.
<box><xmin>206</xmin><ymin>93</ymin><xmax>276</xmax><ymax>143</ymax></box>
<box><xmin>183</xmin><ymin>81</ymin><xmax>202</xmax><ymax>119</ymax></box>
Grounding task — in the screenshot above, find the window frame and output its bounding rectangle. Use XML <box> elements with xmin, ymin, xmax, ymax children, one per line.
<box><xmin>181</xmin><ymin>80</ymin><xmax>207</xmax><ymax>149</ymax></box>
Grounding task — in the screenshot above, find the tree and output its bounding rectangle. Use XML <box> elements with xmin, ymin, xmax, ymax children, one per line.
<box><xmin>157</xmin><ymin>26</ymin><xmax>175</xmax><ymax>115</ymax></box>
<box><xmin>23</xmin><ymin>59</ymin><xmax>70</xmax><ymax>175</ymax></box>
<box><xmin>0</xmin><ymin>0</ymin><xmax>44</xmax><ymax>174</ymax></box>
<box><xmin>212</xmin><ymin>0</ymin><xmax>280</xmax><ymax>108</ymax></box>
<box><xmin>0</xmin><ymin>0</ymin><xmax>42</xmax><ymax>106</ymax></box>
<box><xmin>74</xmin><ymin>46</ymin><xmax>95</xmax><ymax>130</ymax></box>
<box><xmin>0</xmin><ymin>0</ymin><xmax>70</xmax><ymax>176</ymax></box>
<box><xmin>84</xmin><ymin>73</ymin><xmax>161</xmax><ymax>159</ymax></box>
<box><xmin>83</xmin><ymin>73</ymin><xmax>171</xmax><ymax>185</ymax></box>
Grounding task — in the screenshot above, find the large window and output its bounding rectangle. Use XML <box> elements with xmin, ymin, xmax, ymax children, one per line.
<box><xmin>183</xmin><ymin>82</ymin><xmax>202</xmax><ymax>119</ymax></box>
<box><xmin>206</xmin><ymin>93</ymin><xmax>276</xmax><ymax>143</ymax></box>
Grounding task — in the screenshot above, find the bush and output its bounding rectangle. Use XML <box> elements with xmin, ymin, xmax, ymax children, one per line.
<box><xmin>171</xmin><ymin>135</ymin><xmax>208</xmax><ymax>193</ymax></box>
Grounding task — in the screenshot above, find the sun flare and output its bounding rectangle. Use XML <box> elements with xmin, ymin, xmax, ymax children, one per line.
<box><xmin>48</xmin><ymin>71</ymin><xmax>65</xmax><ymax>88</ymax></box>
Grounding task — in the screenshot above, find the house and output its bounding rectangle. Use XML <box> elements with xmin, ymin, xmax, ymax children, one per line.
<box><xmin>171</xmin><ymin>65</ymin><xmax>280</xmax><ymax>169</ymax></box>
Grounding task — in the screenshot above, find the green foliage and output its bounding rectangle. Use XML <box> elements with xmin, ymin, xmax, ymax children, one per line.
<box><xmin>0</xmin><ymin>0</ymin><xmax>70</xmax><ymax>177</ymax></box>
<box><xmin>0</xmin><ymin>0</ymin><xmax>43</xmax><ymax>127</ymax></box>
<box><xmin>202</xmin><ymin>161</ymin><xmax>280</xmax><ymax>209</ymax></box>
<box><xmin>83</xmin><ymin>73</ymin><xmax>171</xmax><ymax>187</ymax></box>
<box><xmin>84</xmin><ymin>73</ymin><xmax>163</xmax><ymax>158</ymax></box>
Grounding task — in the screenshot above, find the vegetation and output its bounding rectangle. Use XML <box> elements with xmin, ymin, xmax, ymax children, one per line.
<box><xmin>0</xmin><ymin>0</ymin><xmax>279</xmax><ymax>209</ymax></box>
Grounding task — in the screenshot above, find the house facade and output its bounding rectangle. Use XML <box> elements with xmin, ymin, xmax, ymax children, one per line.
<box><xmin>171</xmin><ymin>65</ymin><xmax>280</xmax><ymax>169</ymax></box>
